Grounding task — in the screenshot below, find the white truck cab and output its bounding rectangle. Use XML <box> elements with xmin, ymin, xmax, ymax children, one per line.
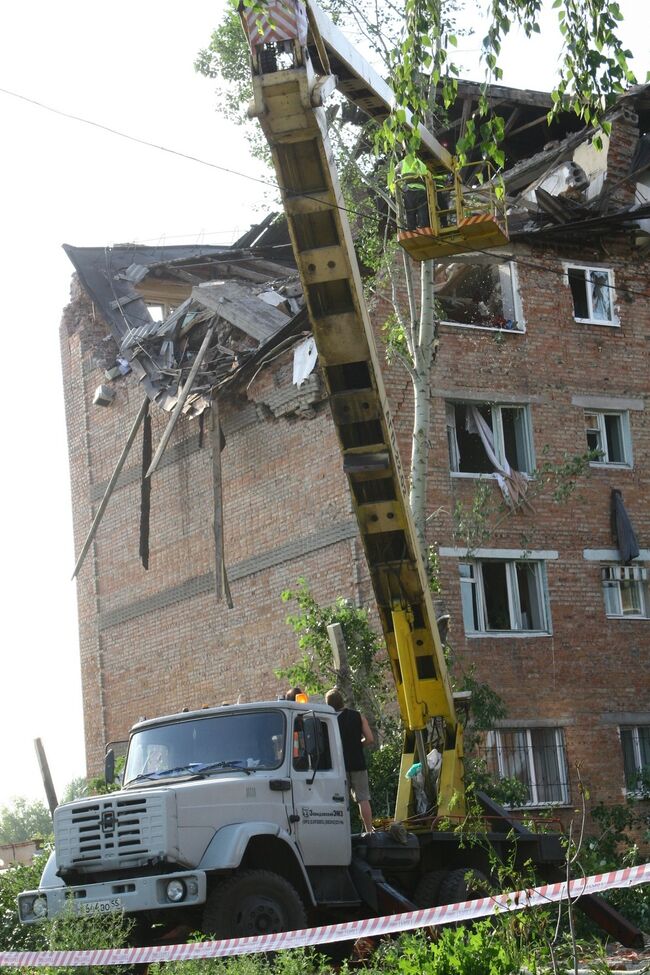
<box><xmin>18</xmin><ymin>701</ymin><xmax>358</xmax><ymax>937</ymax></box>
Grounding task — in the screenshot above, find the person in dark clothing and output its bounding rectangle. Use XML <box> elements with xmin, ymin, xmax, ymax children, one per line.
<box><xmin>402</xmin><ymin>181</ymin><xmax>430</xmax><ymax>231</ymax></box>
<box><xmin>325</xmin><ymin>687</ymin><xmax>374</xmax><ymax>832</ymax></box>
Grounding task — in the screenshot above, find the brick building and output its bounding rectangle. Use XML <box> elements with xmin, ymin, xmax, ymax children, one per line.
<box><xmin>60</xmin><ymin>85</ymin><xmax>649</xmax><ymax>819</ymax></box>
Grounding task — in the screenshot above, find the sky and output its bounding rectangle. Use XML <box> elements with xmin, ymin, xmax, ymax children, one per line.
<box><xmin>0</xmin><ymin>0</ymin><xmax>647</xmax><ymax>814</ymax></box>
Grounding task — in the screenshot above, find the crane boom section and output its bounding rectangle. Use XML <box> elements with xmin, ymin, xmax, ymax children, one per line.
<box><xmin>242</xmin><ymin>2</ymin><xmax>464</xmax><ymax>815</ymax></box>
<box><xmin>304</xmin><ymin>0</ymin><xmax>454</xmax><ymax>170</ymax></box>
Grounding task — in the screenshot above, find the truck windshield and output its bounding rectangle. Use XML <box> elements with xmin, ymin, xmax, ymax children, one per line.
<box><xmin>123</xmin><ymin>710</ymin><xmax>286</xmax><ymax>785</ymax></box>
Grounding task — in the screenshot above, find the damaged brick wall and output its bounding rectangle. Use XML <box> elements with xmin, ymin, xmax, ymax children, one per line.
<box><xmin>61</xmin><ymin>287</ymin><xmax>364</xmax><ymax>775</ymax></box>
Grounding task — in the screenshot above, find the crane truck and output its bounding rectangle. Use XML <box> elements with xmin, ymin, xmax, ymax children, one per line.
<box><xmin>18</xmin><ymin>0</ymin><xmax>643</xmax><ymax>949</ymax></box>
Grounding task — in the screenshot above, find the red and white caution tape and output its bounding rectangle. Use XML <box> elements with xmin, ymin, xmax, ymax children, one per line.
<box><xmin>2</xmin><ymin>863</ymin><xmax>648</xmax><ymax>968</ymax></box>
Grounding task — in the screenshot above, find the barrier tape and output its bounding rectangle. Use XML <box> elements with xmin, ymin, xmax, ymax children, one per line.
<box><xmin>2</xmin><ymin>863</ymin><xmax>648</xmax><ymax>968</ymax></box>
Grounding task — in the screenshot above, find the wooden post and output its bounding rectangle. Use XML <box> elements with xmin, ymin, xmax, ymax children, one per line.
<box><xmin>210</xmin><ymin>401</ymin><xmax>233</xmax><ymax>608</ymax></box>
<box><xmin>34</xmin><ymin>738</ymin><xmax>58</xmax><ymax>817</ymax></box>
<box><xmin>72</xmin><ymin>396</ymin><xmax>150</xmax><ymax>579</ymax></box>
<box><xmin>146</xmin><ymin>322</ymin><xmax>216</xmax><ymax>479</ymax></box>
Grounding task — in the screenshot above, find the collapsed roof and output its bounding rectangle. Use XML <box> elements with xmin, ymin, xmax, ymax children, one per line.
<box><xmin>64</xmin><ymin>217</ymin><xmax>304</xmax><ymax>417</ymax></box>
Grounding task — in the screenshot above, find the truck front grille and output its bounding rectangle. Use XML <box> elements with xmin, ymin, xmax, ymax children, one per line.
<box><xmin>55</xmin><ymin>792</ymin><xmax>170</xmax><ymax>873</ymax></box>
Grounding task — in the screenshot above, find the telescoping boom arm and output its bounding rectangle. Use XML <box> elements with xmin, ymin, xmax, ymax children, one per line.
<box><xmin>241</xmin><ymin>0</ymin><xmax>466</xmax><ymax>818</ymax></box>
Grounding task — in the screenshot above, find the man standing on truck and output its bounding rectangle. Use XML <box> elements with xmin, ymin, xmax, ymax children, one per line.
<box><xmin>325</xmin><ymin>688</ymin><xmax>374</xmax><ymax>833</ymax></box>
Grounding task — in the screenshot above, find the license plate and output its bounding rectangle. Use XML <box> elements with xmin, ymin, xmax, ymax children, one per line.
<box><xmin>78</xmin><ymin>898</ymin><xmax>122</xmax><ymax>915</ymax></box>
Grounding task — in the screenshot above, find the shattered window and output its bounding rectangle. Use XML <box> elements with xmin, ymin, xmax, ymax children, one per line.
<box><xmin>436</xmin><ymin>262</ymin><xmax>522</xmax><ymax>331</ymax></box>
<box><xmin>602</xmin><ymin>565</ymin><xmax>648</xmax><ymax>619</ymax></box>
<box><xmin>567</xmin><ymin>266</ymin><xmax>616</xmax><ymax>324</ymax></box>
<box><xmin>486</xmin><ymin>728</ymin><xmax>569</xmax><ymax>806</ymax></box>
<box><xmin>447</xmin><ymin>403</ymin><xmax>534</xmax><ymax>475</ymax></box>
<box><xmin>584</xmin><ymin>410</ymin><xmax>631</xmax><ymax>466</ymax></box>
<box><xmin>459</xmin><ymin>560</ymin><xmax>549</xmax><ymax>634</ymax></box>
<box><xmin>620</xmin><ymin>725</ymin><xmax>650</xmax><ymax>793</ymax></box>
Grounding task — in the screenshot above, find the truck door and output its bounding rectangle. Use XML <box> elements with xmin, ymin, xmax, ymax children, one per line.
<box><xmin>289</xmin><ymin>714</ymin><xmax>351</xmax><ymax>866</ymax></box>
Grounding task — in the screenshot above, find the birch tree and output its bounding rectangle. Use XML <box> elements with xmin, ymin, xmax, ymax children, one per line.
<box><xmin>196</xmin><ymin>0</ymin><xmax>635</xmax><ymax>556</ymax></box>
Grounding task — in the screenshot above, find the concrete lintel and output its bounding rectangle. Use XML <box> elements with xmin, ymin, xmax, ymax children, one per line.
<box><xmin>493</xmin><ymin>717</ymin><xmax>576</xmax><ymax>729</ymax></box>
<box><xmin>439</xmin><ymin>546</ymin><xmax>559</xmax><ymax>560</ymax></box>
<box><xmin>436</xmin><ymin>390</ymin><xmax>544</xmax><ymax>405</ymax></box>
<box><xmin>600</xmin><ymin>712</ymin><xmax>650</xmax><ymax>726</ymax></box>
<box><xmin>583</xmin><ymin>548</ymin><xmax>650</xmax><ymax>561</ymax></box>
<box><xmin>572</xmin><ymin>394</ymin><xmax>645</xmax><ymax>411</ymax></box>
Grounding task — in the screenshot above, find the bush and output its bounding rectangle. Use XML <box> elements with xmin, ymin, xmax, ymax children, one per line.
<box><xmin>0</xmin><ymin>854</ymin><xmax>49</xmax><ymax>953</ymax></box>
<box><xmin>367</xmin><ymin>922</ymin><xmax>530</xmax><ymax>975</ymax></box>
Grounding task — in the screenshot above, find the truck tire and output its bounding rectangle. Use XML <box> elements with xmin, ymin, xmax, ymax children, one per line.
<box><xmin>202</xmin><ymin>869</ymin><xmax>307</xmax><ymax>939</ymax></box>
<box><xmin>413</xmin><ymin>870</ymin><xmax>448</xmax><ymax>908</ymax></box>
<box><xmin>438</xmin><ymin>868</ymin><xmax>490</xmax><ymax>906</ymax></box>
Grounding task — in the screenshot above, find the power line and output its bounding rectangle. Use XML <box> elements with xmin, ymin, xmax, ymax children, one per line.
<box><xmin>4</xmin><ymin>85</ymin><xmax>650</xmax><ymax>303</ymax></box>
<box><xmin>0</xmin><ymin>86</ymin><xmax>279</xmax><ymax>190</ymax></box>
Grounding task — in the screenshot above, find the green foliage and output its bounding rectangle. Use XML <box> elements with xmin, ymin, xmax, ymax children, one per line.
<box><xmin>0</xmin><ymin>854</ymin><xmax>49</xmax><ymax>952</ymax></box>
<box><xmin>0</xmin><ymin>797</ymin><xmax>53</xmax><ymax>845</ymax></box>
<box><xmin>38</xmin><ymin>905</ymin><xmax>134</xmax><ymax>975</ymax></box>
<box><xmin>195</xmin><ymin>1</ymin><xmax>270</xmax><ymax>165</ymax></box>
<box><xmin>60</xmin><ymin>777</ymin><xmax>89</xmax><ymax>804</ymax></box>
<box><xmin>279</xmin><ymin>579</ymin><xmax>388</xmax><ymax>707</ymax></box>
<box><xmin>378</xmin><ymin>0</ymin><xmax>636</xmax><ymax>175</ymax></box>
<box><xmin>578</xmin><ymin>797</ymin><xmax>650</xmax><ymax>931</ymax></box>
<box><xmin>453</xmin><ymin>449</ymin><xmax>598</xmax><ymax>554</ymax></box>
<box><xmin>149</xmin><ymin>947</ymin><xmax>331</xmax><ymax>975</ymax></box>
<box><xmin>367</xmin><ymin>921</ymin><xmax>531</xmax><ymax>975</ymax></box>
<box><xmin>0</xmin><ymin>851</ymin><xmax>133</xmax><ymax>968</ymax></box>
<box><xmin>279</xmin><ymin>579</ymin><xmax>402</xmax><ymax>819</ymax></box>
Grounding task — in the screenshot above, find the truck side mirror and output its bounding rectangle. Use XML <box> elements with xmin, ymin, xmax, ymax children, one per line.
<box><xmin>105</xmin><ymin>749</ymin><xmax>115</xmax><ymax>785</ymax></box>
<box><xmin>302</xmin><ymin>714</ymin><xmax>321</xmax><ymax>784</ymax></box>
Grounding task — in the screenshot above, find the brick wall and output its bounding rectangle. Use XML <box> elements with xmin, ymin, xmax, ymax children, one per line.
<box><xmin>61</xmin><ymin>150</ymin><xmax>649</xmax><ymax>818</ymax></box>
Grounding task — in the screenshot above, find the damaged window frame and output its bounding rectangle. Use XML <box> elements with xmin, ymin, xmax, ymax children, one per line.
<box><xmin>601</xmin><ymin>564</ymin><xmax>649</xmax><ymax>619</ymax></box>
<box><xmin>584</xmin><ymin>409</ymin><xmax>632</xmax><ymax>467</ymax></box>
<box><xmin>486</xmin><ymin>727</ymin><xmax>570</xmax><ymax>807</ymax></box>
<box><xmin>459</xmin><ymin>558</ymin><xmax>551</xmax><ymax>637</ymax></box>
<box><xmin>447</xmin><ymin>402</ymin><xmax>535</xmax><ymax>477</ymax></box>
<box><xmin>619</xmin><ymin>724</ymin><xmax>650</xmax><ymax>795</ymax></box>
<box><xmin>564</xmin><ymin>263</ymin><xmax>618</xmax><ymax>326</ymax></box>
<box><xmin>436</xmin><ymin>260</ymin><xmax>525</xmax><ymax>334</ymax></box>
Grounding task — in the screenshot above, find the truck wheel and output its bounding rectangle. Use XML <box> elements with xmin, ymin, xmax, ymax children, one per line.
<box><xmin>202</xmin><ymin>869</ymin><xmax>307</xmax><ymax>939</ymax></box>
<box><xmin>438</xmin><ymin>868</ymin><xmax>490</xmax><ymax>906</ymax></box>
<box><xmin>413</xmin><ymin>870</ymin><xmax>448</xmax><ymax>908</ymax></box>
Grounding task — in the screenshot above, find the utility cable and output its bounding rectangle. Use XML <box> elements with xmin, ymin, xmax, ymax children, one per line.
<box><xmin>4</xmin><ymin>85</ymin><xmax>650</xmax><ymax>303</ymax></box>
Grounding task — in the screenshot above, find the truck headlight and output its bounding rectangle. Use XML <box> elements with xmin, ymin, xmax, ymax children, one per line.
<box><xmin>32</xmin><ymin>897</ymin><xmax>48</xmax><ymax>919</ymax></box>
<box><xmin>165</xmin><ymin>880</ymin><xmax>186</xmax><ymax>903</ymax></box>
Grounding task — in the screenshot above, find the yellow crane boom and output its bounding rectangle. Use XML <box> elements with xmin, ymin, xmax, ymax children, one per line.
<box><xmin>241</xmin><ymin>0</ymin><xmax>467</xmax><ymax>817</ymax></box>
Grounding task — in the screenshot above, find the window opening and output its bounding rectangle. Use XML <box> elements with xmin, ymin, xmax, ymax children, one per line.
<box><xmin>620</xmin><ymin>725</ymin><xmax>650</xmax><ymax>793</ymax></box>
<box><xmin>602</xmin><ymin>565</ymin><xmax>648</xmax><ymax>618</ymax></box>
<box><xmin>448</xmin><ymin>404</ymin><xmax>534</xmax><ymax>475</ymax></box>
<box><xmin>436</xmin><ymin>262</ymin><xmax>522</xmax><ymax>331</ymax></box>
<box><xmin>567</xmin><ymin>266</ymin><xmax>616</xmax><ymax>324</ymax></box>
<box><xmin>585</xmin><ymin>411</ymin><xmax>630</xmax><ymax>466</ymax></box>
<box><xmin>486</xmin><ymin>727</ymin><xmax>569</xmax><ymax>805</ymax></box>
<box><xmin>460</xmin><ymin>560</ymin><xmax>549</xmax><ymax>634</ymax></box>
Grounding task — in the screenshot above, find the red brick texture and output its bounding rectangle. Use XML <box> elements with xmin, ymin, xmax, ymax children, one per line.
<box><xmin>60</xmin><ymin>128</ymin><xmax>648</xmax><ymax>820</ymax></box>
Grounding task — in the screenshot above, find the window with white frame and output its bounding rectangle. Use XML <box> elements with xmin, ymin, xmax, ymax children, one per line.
<box><xmin>584</xmin><ymin>410</ymin><xmax>632</xmax><ymax>466</ymax></box>
<box><xmin>567</xmin><ymin>265</ymin><xmax>617</xmax><ymax>325</ymax></box>
<box><xmin>486</xmin><ymin>727</ymin><xmax>570</xmax><ymax>806</ymax></box>
<box><xmin>459</xmin><ymin>559</ymin><xmax>550</xmax><ymax>634</ymax></box>
<box><xmin>602</xmin><ymin>565</ymin><xmax>648</xmax><ymax>618</ymax></box>
<box><xmin>437</xmin><ymin>261</ymin><xmax>523</xmax><ymax>332</ymax></box>
<box><xmin>447</xmin><ymin>403</ymin><xmax>534</xmax><ymax>475</ymax></box>
<box><xmin>620</xmin><ymin>725</ymin><xmax>650</xmax><ymax>794</ymax></box>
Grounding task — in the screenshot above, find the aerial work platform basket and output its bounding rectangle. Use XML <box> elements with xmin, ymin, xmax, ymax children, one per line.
<box><xmin>396</xmin><ymin>162</ymin><xmax>508</xmax><ymax>261</ymax></box>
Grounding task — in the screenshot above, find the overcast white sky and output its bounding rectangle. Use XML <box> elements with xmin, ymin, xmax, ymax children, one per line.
<box><xmin>0</xmin><ymin>0</ymin><xmax>646</xmax><ymax>814</ymax></box>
